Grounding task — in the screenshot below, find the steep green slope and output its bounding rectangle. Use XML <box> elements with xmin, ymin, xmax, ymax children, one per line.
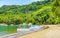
<box><xmin>0</xmin><ymin>0</ymin><xmax>60</xmax><ymax>25</ymax></box>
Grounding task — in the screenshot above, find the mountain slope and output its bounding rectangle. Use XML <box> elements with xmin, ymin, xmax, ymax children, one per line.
<box><xmin>0</xmin><ymin>0</ymin><xmax>60</xmax><ymax>25</ymax></box>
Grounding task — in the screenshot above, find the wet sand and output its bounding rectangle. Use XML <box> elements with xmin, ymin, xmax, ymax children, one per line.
<box><xmin>18</xmin><ymin>25</ymin><xmax>60</xmax><ymax>38</ymax></box>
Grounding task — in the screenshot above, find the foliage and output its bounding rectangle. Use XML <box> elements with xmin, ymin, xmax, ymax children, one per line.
<box><xmin>0</xmin><ymin>0</ymin><xmax>60</xmax><ymax>25</ymax></box>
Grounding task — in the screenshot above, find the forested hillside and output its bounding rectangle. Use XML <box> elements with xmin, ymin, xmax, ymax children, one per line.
<box><xmin>0</xmin><ymin>0</ymin><xmax>60</xmax><ymax>25</ymax></box>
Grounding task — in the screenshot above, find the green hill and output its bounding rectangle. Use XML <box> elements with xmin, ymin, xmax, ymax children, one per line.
<box><xmin>0</xmin><ymin>0</ymin><xmax>60</xmax><ymax>25</ymax></box>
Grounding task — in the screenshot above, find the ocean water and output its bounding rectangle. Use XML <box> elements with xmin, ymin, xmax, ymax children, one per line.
<box><xmin>0</xmin><ymin>31</ymin><xmax>7</xmax><ymax>36</ymax></box>
<box><xmin>0</xmin><ymin>26</ymin><xmax>17</xmax><ymax>36</ymax></box>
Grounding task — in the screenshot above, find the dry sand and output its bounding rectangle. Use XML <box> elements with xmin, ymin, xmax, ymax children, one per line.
<box><xmin>18</xmin><ymin>25</ymin><xmax>60</xmax><ymax>38</ymax></box>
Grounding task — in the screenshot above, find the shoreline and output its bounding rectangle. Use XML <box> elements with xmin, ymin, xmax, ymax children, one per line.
<box><xmin>18</xmin><ymin>25</ymin><xmax>60</xmax><ymax>38</ymax></box>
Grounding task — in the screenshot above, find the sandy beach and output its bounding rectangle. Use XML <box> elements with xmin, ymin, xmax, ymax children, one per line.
<box><xmin>18</xmin><ymin>25</ymin><xmax>60</xmax><ymax>38</ymax></box>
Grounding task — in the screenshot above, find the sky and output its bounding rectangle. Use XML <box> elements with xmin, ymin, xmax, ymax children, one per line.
<box><xmin>0</xmin><ymin>0</ymin><xmax>43</xmax><ymax>7</ymax></box>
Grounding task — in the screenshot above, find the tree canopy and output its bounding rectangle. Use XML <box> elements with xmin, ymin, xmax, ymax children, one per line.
<box><xmin>0</xmin><ymin>0</ymin><xmax>60</xmax><ymax>25</ymax></box>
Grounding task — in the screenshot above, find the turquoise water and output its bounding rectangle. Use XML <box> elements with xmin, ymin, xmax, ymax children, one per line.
<box><xmin>0</xmin><ymin>26</ymin><xmax>17</xmax><ymax>36</ymax></box>
<box><xmin>0</xmin><ymin>31</ymin><xmax>7</xmax><ymax>36</ymax></box>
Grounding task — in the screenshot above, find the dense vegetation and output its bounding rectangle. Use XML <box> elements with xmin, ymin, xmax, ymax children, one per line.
<box><xmin>0</xmin><ymin>0</ymin><xmax>60</xmax><ymax>25</ymax></box>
